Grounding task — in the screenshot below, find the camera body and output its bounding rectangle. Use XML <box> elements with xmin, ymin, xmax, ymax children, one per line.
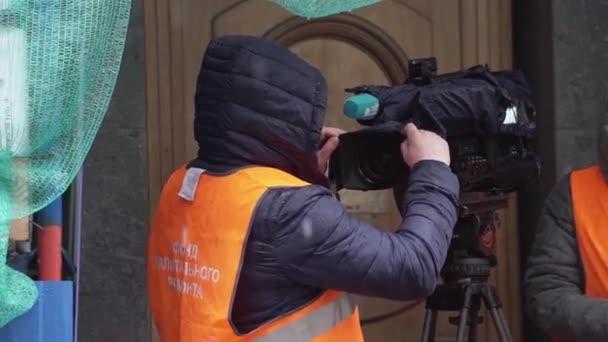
<box><xmin>329</xmin><ymin>57</ymin><xmax>540</xmax><ymax>194</ymax></box>
<box><xmin>329</xmin><ymin>58</ymin><xmax>540</xmax><ymax>267</ymax></box>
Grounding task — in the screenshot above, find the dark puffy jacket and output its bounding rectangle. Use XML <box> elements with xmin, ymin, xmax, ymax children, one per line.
<box><xmin>524</xmin><ymin>172</ymin><xmax>608</xmax><ymax>341</ymax></box>
<box><xmin>189</xmin><ymin>35</ymin><xmax>460</xmax><ymax>334</ymax></box>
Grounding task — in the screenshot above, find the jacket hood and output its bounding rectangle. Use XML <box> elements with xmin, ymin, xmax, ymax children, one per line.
<box><xmin>191</xmin><ymin>35</ymin><xmax>328</xmax><ymax>184</ymax></box>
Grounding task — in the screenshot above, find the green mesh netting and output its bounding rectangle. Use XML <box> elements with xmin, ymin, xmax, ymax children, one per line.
<box><xmin>269</xmin><ymin>0</ymin><xmax>384</xmax><ymax>18</ymax></box>
<box><xmin>0</xmin><ymin>0</ymin><xmax>131</xmax><ymax>326</ymax></box>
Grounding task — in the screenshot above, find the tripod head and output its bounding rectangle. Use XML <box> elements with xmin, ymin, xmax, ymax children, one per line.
<box><xmin>441</xmin><ymin>191</ymin><xmax>509</xmax><ymax>283</ymax></box>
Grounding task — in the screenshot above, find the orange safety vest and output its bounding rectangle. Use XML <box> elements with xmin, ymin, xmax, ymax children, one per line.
<box><xmin>147</xmin><ymin>165</ymin><xmax>364</xmax><ymax>342</ymax></box>
<box><xmin>553</xmin><ymin>165</ymin><xmax>608</xmax><ymax>342</ymax></box>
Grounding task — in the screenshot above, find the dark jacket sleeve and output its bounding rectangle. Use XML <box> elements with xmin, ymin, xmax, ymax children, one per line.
<box><xmin>523</xmin><ymin>174</ymin><xmax>608</xmax><ymax>341</ymax></box>
<box><xmin>263</xmin><ymin>160</ymin><xmax>459</xmax><ymax>301</ymax></box>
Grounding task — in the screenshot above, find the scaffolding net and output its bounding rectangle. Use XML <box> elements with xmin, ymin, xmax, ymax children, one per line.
<box><xmin>269</xmin><ymin>0</ymin><xmax>384</xmax><ymax>18</ymax></box>
<box><xmin>0</xmin><ymin>0</ymin><xmax>131</xmax><ymax>326</ymax></box>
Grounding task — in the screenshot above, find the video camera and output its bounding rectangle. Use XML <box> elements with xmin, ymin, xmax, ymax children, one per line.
<box><xmin>329</xmin><ymin>57</ymin><xmax>540</xmax><ymax>264</ymax></box>
<box><xmin>330</xmin><ymin>58</ymin><xmax>539</xmax><ymax>342</ymax></box>
<box><xmin>329</xmin><ymin>57</ymin><xmax>539</xmax><ymax>194</ymax></box>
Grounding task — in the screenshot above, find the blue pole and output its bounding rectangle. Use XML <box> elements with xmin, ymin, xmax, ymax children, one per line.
<box><xmin>73</xmin><ymin>169</ymin><xmax>83</xmax><ymax>342</ymax></box>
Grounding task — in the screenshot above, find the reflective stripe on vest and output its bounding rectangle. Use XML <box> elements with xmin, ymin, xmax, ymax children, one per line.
<box><xmin>147</xmin><ymin>166</ymin><xmax>364</xmax><ymax>342</ymax></box>
<box><xmin>554</xmin><ymin>165</ymin><xmax>608</xmax><ymax>342</ymax></box>
<box><xmin>253</xmin><ymin>293</ymin><xmax>356</xmax><ymax>342</ymax></box>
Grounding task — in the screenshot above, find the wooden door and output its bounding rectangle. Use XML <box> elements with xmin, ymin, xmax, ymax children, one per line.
<box><xmin>145</xmin><ymin>1</ymin><xmax>521</xmax><ymax>341</ymax></box>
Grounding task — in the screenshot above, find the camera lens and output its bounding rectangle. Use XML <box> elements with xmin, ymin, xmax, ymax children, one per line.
<box><xmin>333</xmin><ymin>129</ymin><xmax>407</xmax><ymax>190</ymax></box>
<box><xmin>355</xmin><ymin>134</ymin><xmax>406</xmax><ymax>187</ymax></box>
<box><xmin>358</xmin><ymin>150</ymin><xmax>398</xmax><ymax>184</ymax></box>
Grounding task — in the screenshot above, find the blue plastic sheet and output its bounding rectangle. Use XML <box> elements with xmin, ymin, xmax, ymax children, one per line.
<box><xmin>0</xmin><ymin>281</ymin><xmax>74</xmax><ymax>342</ymax></box>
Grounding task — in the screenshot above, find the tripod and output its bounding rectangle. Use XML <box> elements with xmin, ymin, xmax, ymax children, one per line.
<box><xmin>419</xmin><ymin>257</ymin><xmax>512</xmax><ymax>342</ymax></box>
<box><xmin>420</xmin><ymin>192</ymin><xmax>514</xmax><ymax>342</ymax></box>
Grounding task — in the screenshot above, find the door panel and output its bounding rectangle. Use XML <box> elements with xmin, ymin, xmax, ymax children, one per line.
<box><xmin>145</xmin><ymin>1</ymin><xmax>521</xmax><ymax>341</ymax></box>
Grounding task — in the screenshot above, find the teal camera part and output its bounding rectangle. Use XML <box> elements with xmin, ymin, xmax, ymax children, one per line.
<box><xmin>343</xmin><ymin>93</ymin><xmax>380</xmax><ymax>120</ymax></box>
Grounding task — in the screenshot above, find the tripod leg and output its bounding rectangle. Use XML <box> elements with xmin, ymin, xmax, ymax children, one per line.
<box><xmin>467</xmin><ymin>305</ymin><xmax>480</xmax><ymax>342</ymax></box>
<box><xmin>488</xmin><ymin>307</ymin><xmax>513</xmax><ymax>342</ymax></box>
<box><xmin>456</xmin><ymin>306</ymin><xmax>469</xmax><ymax>342</ymax></box>
<box><xmin>420</xmin><ymin>309</ymin><xmax>437</xmax><ymax>342</ymax></box>
<box><xmin>481</xmin><ymin>285</ymin><xmax>513</xmax><ymax>342</ymax></box>
<box><xmin>456</xmin><ymin>287</ymin><xmax>473</xmax><ymax>342</ymax></box>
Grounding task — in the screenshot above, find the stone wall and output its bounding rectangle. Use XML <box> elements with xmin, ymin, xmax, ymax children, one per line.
<box><xmin>79</xmin><ymin>0</ymin><xmax>148</xmax><ymax>340</ymax></box>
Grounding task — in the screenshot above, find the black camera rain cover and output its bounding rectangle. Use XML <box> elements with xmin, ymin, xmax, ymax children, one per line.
<box><xmin>349</xmin><ymin>66</ymin><xmax>528</xmax><ymax>139</ymax></box>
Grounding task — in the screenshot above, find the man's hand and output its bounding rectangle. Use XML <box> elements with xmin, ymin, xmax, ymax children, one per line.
<box><xmin>317</xmin><ymin>127</ymin><xmax>345</xmax><ymax>174</ymax></box>
<box><xmin>401</xmin><ymin>123</ymin><xmax>450</xmax><ymax>168</ymax></box>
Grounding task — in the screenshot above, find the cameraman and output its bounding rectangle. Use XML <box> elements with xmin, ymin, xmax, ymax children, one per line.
<box><xmin>524</xmin><ymin>116</ymin><xmax>608</xmax><ymax>341</ymax></box>
<box><xmin>147</xmin><ymin>35</ymin><xmax>459</xmax><ymax>341</ymax></box>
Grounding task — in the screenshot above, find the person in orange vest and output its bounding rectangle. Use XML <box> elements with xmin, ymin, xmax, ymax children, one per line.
<box><xmin>524</xmin><ymin>121</ymin><xmax>608</xmax><ymax>341</ymax></box>
<box><xmin>147</xmin><ymin>35</ymin><xmax>459</xmax><ymax>341</ymax></box>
